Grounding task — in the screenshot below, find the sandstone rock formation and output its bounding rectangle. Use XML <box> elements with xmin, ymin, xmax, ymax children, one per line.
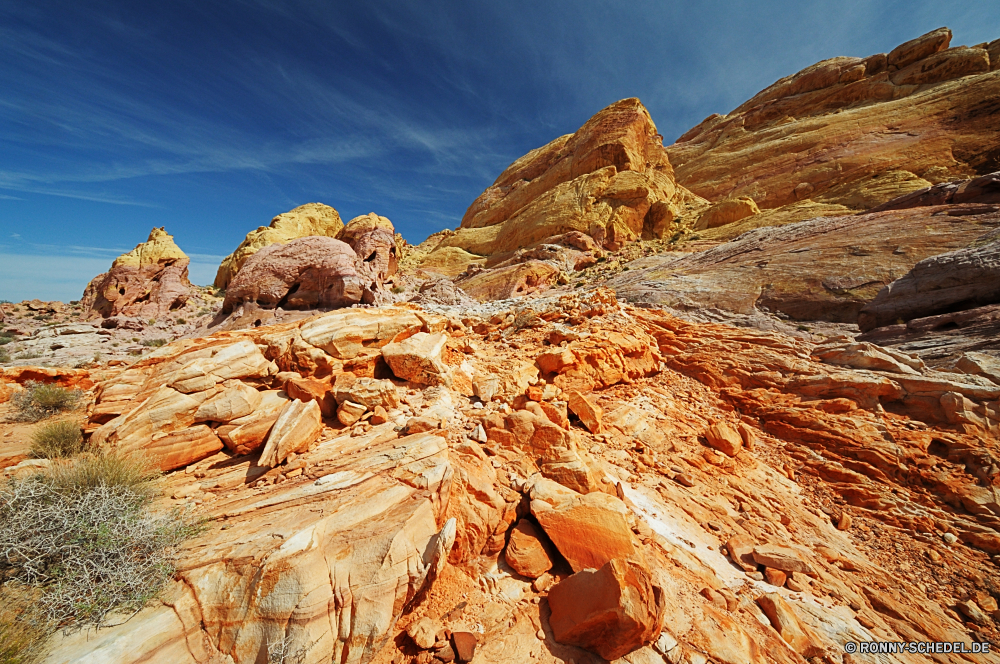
<box><xmin>859</xmin><ymin>235</ymin><xmax>1000</xmax><ymax>332</ymax></box>
<box><xmin>410</xmin><ymin>98</ymin><xmax>706</xmax><ymax>291</ymax></box>
<box><xmin>667</xmin><ymin>27</ymin><xmax>1000</xmax><ymax>235</ymax></box>
<box><xmin>221</xmin><ymin>236</ymin><xmax>367</xmax><ymax>313</ymax></box>
<box><xmin>215</xmin><ymin>203</ymin><xmax>344</xmax><ymax>289</ymax></box>
<box><xmin>81</xmin><ymin>228</ymin><xmax>194</xmax><ymax>319</ymax></box>
<box><xmin>220</xmin><ymin>213</ymin><xmax>402</xmax><ymax>315</ymax></box>
<box><xmin>15</xmin><ymin>288</ymin><xmax>1000</xmax><ymax>664</ymax></box>
<box><xmin>611</xmin><ymin>201</ymin><xmax>1000</xmax><ymax>322</ymax></box>
<box><xmin>869</xmin><ymin>171</ymin><xmax>1000</xmax><ymax>212</ymax></box>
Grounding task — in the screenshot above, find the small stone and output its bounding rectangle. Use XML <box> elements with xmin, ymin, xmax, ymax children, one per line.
<box><xmin>674</xmin><ymin>473</ymin><xmax>695</xmax><ymax>487</ymax></box>
<box><xmin>435</xmin><ymin>644</ymin><xmax>456</xmax><ymax>663</ymax></box>
<box><xmin>566</xmin><ymin>390</ymin><xmax>602</xmax><ymax>433</ymax></box>
<box><xmin>957</xmin><ymin>600</ymin><xmax>989</xmax><ymax>626</ymax></box>
<box><xmin>337</xmin><ymin>400</ymin><xmax>366</xmax><ymax>426</ymax></box>
<box><xmin>764</xmin><ymin>568</ymin><xmax>787</xmax><ymax>587</ymax></box>
<box><xmin>836</xmin><ymin>511</ymin><xmax>852</xmax><ymax>530</ymax></box>
<box><xmin>752</xmin><ymin>544</ymin><xmax>814</xmax><ymax>574</ymax></box>
<box><xmin>532</xmin><ymin>572</ymin><xmax>555</xmax><ymax>593</ymax></box>
<box><xmin>942</xmin><ymin>532</ymin><xmax>958</xmax><ymax>544</ymax></box>
<box><xmin>536</xmin><ymin>629</ymin><xmax>545</xmax><ymax>640</ymax></box>
<box><xmin>705</xmin><ymin>421</ymin><xmax>742</xmax><ymax>457</ymax></box>
<box><xmin>403</xmin><ymin>415</ymin><xmax>441</xmax><ymax>435</ymax></box>
<box><xmin>370</xmin><ymin>405</ymin><xmax>389</xmax><ymax>425</ymax></box>
<box><xmin>451</xmin><ymin>631</ymin><xmax>478</xmax><ymax>662</ymax></box>
<box><xmin>786</xmin><ymin>577</ymin><xmax>806</xmax><ymax>592</ymax></box>
<box><xmin>408</xmin><ymin>617</ymin><xmax>443</xmax><ymax>649</ymax></box>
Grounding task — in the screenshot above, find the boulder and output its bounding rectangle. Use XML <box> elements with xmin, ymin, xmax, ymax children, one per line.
<box><xmin>258</xmin><ymin>399</ymin><xmax>323</xmax><ymax>467</ymax></box>
<box><xmin>298</xmin><ymin>308</ymin><xmax>424</xmax><ymax>360</ymax></box>
<box><xmin>704</xmin><ymin>421</ymin><xmax>742</xmax><ymax>457</ymax></box>
<box><xmin>695</xmin><ymin>197</ymin><xmax>759</xmax><ymax>230</ymax></box>
<box><xmin>566</xmin><ymin>390</ymin><xmax>602</xmax><ymax>433</ymax></box>
<box><xmin>528</xmin><ymin>477</ymin><xmax>636</xmax><ymax>572</ymax></box>
<box><xmin>339</xmin><ymin>213</ymin><xmax>400</xmax><ymax>295</ymax></box>
<box><xmin>548</xmin><ymin>557</ymin><xmax>665</xmax><ymax>661</ymax></box>
<box><xmin>222</xmin><ymin>236</ymin><xmax>366</xmax><ymax>313</ymax></box>
<box><xmin>217</xmin><ymin>390</ymin><xmax>290</xmax><ymax>454</ymax></box>
<box><xmin>81</xmin><ymin>227</ymin><xmax>194</xmax><ymax>320</ymax></box>
<box><xmin>504</xmin><ymin>519</ymin><xmax>555</xmax><ymax>579</ymax></box>
<box><xmin>382</xmin><ymin>332</ymin><xmax>449</xmax><ymax>386</ymax></box>
<box><xmin>215</xmin><ymin>203</ymin><xmax>344</xmax><ymax>289</ymax></box>
<box><xmin>193</xmin><ymin>381</ymin><xmax>262</xmax><ymax>423</ymax></box>
<box><xmin>751</xmin><ymin>544</ymin><xmax>814</xmax><ymax>574</ymax></box>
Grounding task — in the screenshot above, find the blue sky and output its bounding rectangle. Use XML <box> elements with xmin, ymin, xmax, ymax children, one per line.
<box><xmin>1</xmin><ymin>1</ymin><xmax>997</xmax><ymax>300</ymax></box>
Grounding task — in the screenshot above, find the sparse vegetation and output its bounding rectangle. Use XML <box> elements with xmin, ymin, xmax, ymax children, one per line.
<box><xmin>10</xmin><ymin>382</ymin><xmax>80</xmax><ymax>422</ymax></box>
<box><xmin>0</xmin><ymin>586</ymin><xmax>48</xmax><ymax>664</ymax></box>
<box><xmin>0</xmin><ymin>454</ymin><xmax>197</xmax><ymax>632</ymax></box>
<box><xmin>13</xmin><ymin>351</ymin><xmax>42</xmax><ymax>361</ymax></box>
<box><xmin>175</xmin><ymin>318</ymin><xmax>186</xmax><ymax>325</ymax></box>
<box><xmin>391</xmin><ymin>285</ymin><xmax>405</xmax><ymax>294</ymax></box>
<box><xmin>140</xmin><ymin>339</ymin><xmax>167</xmax><ymax>348</ymax></box>
<box><xmin>0</xmin><ymin>332</ymin><xmax>14</xmax><ymax>345</ymax></box>
<box><xmin>147</xmin><ymin>319</ymin><xmax>156</xmax><ymax>325</ymax></box>
<box><xmin>30</xmin><ymin>421</ymin><xmax>85</xmax><ymax>459</ymax></box>
<box><xmin>267</xmin><ymin>634</ymin><xmax>308</xmax><ymax>664</ymax></box>
<box><xmin>0</xmin><ymin>348</ymin><xmax>9</xmax><ymax>364</ymax></box>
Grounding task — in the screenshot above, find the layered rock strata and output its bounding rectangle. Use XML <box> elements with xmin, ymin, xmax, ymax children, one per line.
<box><xmin>667</xmin><ymin>27</ymin><xmax>1000</xmax><ymax>235</ymax></box>
<box><xmin>25</xmin><ymin>288</ymin><xmax>1000</xmax><ymax>663</ymax></box>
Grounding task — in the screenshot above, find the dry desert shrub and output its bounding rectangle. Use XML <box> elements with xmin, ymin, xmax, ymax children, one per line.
<box><xmin>0</xmin><ymin>586</ymin><xmax>48</xmax><ymax>664</ymax></box>
<box><xmin>30</xmin><ymin>421</ymin><xmax>85</xmax><ymax>459</ymax></box>
<box><xmin>0</xmin><ymin>453</ymin><xmax>198</xmax><ymax>632</ymax></box>
<box><xmin>10</xmin><ymin>382</ymin><xmax>80</xmax><ymax>422</ymax></box>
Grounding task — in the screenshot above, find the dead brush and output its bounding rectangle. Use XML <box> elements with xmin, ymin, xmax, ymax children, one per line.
<box><xmin>10</xmin><ymin>382</ymin><xmax>80</xmax><ymax>423</ymax></box>
<box><xmin>0</xmin><ymin>453</ymin><xmax>198</xmax><ymax>631</ymax></box>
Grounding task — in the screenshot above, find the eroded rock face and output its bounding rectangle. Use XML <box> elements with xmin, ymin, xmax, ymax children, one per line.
<box><xmin>667</xmin><ymin>27</ymin><xmax>1000</xmax><ymax>232</ymax></box>
<box><xmin>222</xmin><ymin>237</ymin><xmax>366</xmax><ymax>313</ymax></box>
<box><xmin>215</xmin><ymin>203</ymin><xmax>344</xmax><ymax>289</ymax></box>
<box><xmin>339</xmin><ymin>213</ymin><xmax>400</xmax><ymax>288</ymax></box>
<box><xmin>81</xmin><ymin>228</ymin><xmax>194</xmax><ymax>319</ymax></box>
<box><xmin>859</xmin><ymin>237</ymin><xmax>1000</xmax><ymax>332</ymax></box>
<box><xmin>438</xmin><ymin>98</ymin><xmax>705</xmax><ymax>260</ymax></box>
<box><xmin>611</xmin><ymin>203</ymin><xmax>1000</xmax><ymax>322</ymax></box>
<box><xmin>221</xmin><ymin>213</ymin><xmax>403</xmax><ymax>314</ymax></box>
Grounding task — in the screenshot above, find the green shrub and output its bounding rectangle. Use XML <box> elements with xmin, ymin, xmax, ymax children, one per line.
<box><xmin>13</xmin><ymin>351</ymin><xmax>41</xmax><ymax>361</ymax></box>
<box><xmin>0</xmin><ymin>333</ymin><xmax>14</xmax><ymax>346</ymax></box>
<box><xmin>0</xmin><ymin>348</ymin><xmax>9</xmax><ymax>364</ymax></box>
<box><xmin>11</xmin><ymin>383</ymin><xmax>80</xmax><ymax>422</ymax></box>
<box><xmin>390</xmin><ymin>285</ymin><xmax>405</xmax><ymax>294</ymax></box>
<box><xmin>30</xmin><ymin>421</ymin><xmax>85</xmax><ymax>459</ymax></box>
<box><xmin>140</xmin><ymin>339</ymin><xmax>167</xmax><ymax>348</ymax></box>
<box><xmin>0</xmin><ymin>454</ymin><xmax>196</xmax><ymax>630</ymax></box>
<box><xmin>175</xmin><ymin>318</ymin><xmax>186</xmax><ymax>325</ymax></box>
